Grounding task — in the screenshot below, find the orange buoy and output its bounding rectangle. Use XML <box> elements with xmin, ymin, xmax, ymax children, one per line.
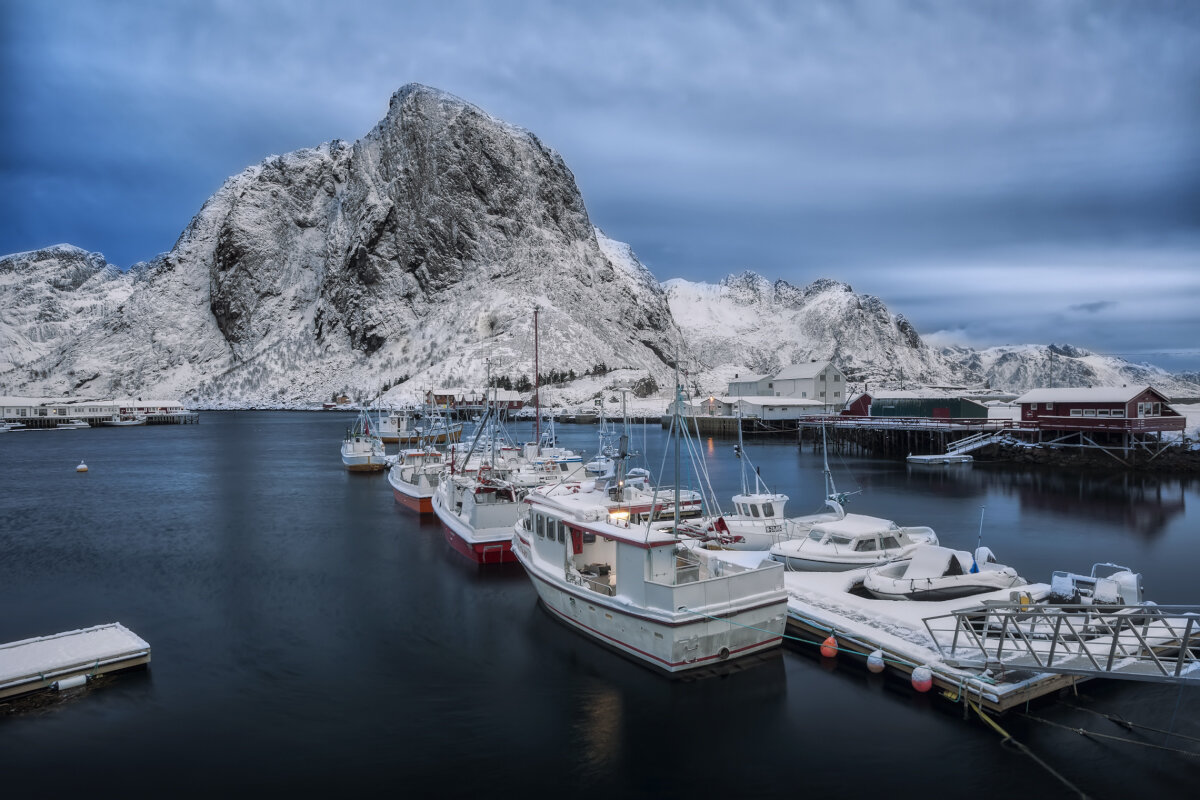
<box><xmin>867</xmin><ymin>649</ymin><xmax>885</xmax><ymax>673</ymax></box>
<box><xmin>820</xmin><ymin>635</ymin><xmax>838</xmax><ymax>658</ymax></box>
<box><xmin>911</xmin><ymin>665</ymin><xmax>933</xmax><ymax>693</ymax></box>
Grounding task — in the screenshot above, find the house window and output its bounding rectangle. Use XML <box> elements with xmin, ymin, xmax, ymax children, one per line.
<box><xmin>1097</xmin><ymin>409</ymin><xmax>1109</xmax><ymax>417</ymax></box>
<box><xmin>1152</xmin><ymin>402</ymin><xmax>1161</xmax><ymax>416</ymax></box>
<box><xmin>834</xmin><ymin>391</ymin><xmax>840</xmax><ymax>398</ymax></box>
<box><xmin>801</xmin><ymin>392</ymin><xmax>806</xmax><ymax>398</ymax></box>
<box><xmin>834</xmin><ymin>374</ymin><xmax>841</xmax><ymax>382</ymax></box>
<box><xmin>1112</xmin><ymin>409</ymin><xmax>1124</xmax><ymax>418</ymax></box>
<box><xmin>1031</xmin><ymin>403</ymin><xmax>1038</xmax><ymax>411</ymax></box>
<box><xmin>1083</xmin><ymin>409</ymin><xmax>1096</xmax><ymax>417</ymax></box>
<box><xmin>1046</xmin><ymin>402</ymin><xmax>1053</xmax><ymax>410</ymax></box>
<box><xmin>819</xmin><ymin>374</ymin><xmax>826</xmax><ymax>381</ymax></box>
<box><xmin>820</xmin><ymin>391</ymin><xmax>826</xmax><ymax>398</ymax></box>
<box><xmin>1071</xmin><ymin>409</ymin><xmax>1082</xmax><ymax>416</ymax></box>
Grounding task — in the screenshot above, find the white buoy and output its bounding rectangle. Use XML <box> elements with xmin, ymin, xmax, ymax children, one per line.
<box><xmin>867</xmin><ymin>649</ymin><xmax>886</xmax><ymax>674</ymax></box>
<box><xmin>53</xmin><ymin>674</ymin><xmax>89</xmax><ymax>691</ymax></box>
<box><xmin>76</xmin><ymin>460</ymin><xmax>88</xmax><ymax>472</ymax></box>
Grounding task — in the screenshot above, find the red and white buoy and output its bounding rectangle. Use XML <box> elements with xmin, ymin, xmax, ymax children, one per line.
<box><xmin>867</xmin><ymin>649</ymin><xmax>885</xmax><ymax>674</ymax></box>
<box><xmin>820</xmin><ymin>635</ymin><xmax>838</xmax><ymax>658</ymax></box>
<box><xmin>911</xmin><ymin>665</ymin><xmax>933</xmax><ymax>693</ymax></box>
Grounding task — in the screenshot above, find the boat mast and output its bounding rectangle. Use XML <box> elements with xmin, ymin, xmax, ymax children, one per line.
<box><xmin>736</xmin><ymin>404</ymin><xmax>747</xmax><ymax>496</ymax></box>
<box><xmin>533</xmin><ymin>306</ymin><xmax>540</xmax><ymax>452</ymax></box>
<box><xmin>673</xmin><ymin>354</ymin><xmax>681</xmax><ymax>533</ymax></box>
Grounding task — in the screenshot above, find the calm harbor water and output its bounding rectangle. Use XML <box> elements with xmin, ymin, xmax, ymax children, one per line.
<box><xmin>2</xmin><ymin>411</ymin><xmax>1197</xmax><ymax>797</ymax></box>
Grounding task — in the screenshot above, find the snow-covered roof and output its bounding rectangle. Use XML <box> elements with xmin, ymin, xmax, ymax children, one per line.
<box><xmin>730</xmin><ymin>396</ymin><xmax>826</xmax><ymax>407</ymax></box>
<box><xmin>773</xmin><ymin>362</ymin><xmax>831</xmax><ymax>380</ymax></box>
<box><xmin>728</xmin><ymin>374</ymin><xmax>769</xmax><ymax>383</ymax></box>
<box><xmin>1014</xmin><ymin>386</ymin><xmax>1154</xmax><ymax>404</ymax></box>
<box><xmin>811</xmin><ymin>514</ymin><xmax>899</xmax><ymax>537</ymax></box>
<box><xmin>868</xmin><ymin>390</ymin><xmax>981</xmax><ymax>400</ymax></box>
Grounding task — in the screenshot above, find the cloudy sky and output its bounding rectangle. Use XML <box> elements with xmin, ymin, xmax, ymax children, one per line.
<box><xmin>3</xmin><ymin>0</ymin><xmax>1199</xmax><ymax>369</ymax></box>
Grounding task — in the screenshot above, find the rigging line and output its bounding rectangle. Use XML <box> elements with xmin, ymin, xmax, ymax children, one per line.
<box><xmin>1019</xmin><ymin>713</ymin><xmax>1200</xmax><ymax>757</ymax></box>
<box><xmin>968</xmin><ymin>702</ymin><xmax>1090</xmax><ymax>800</ymax></box>
<box><xmin>1056</xmin><ymin>699</ymin><xmax>1200</xmax><ymax>745</ymax></box>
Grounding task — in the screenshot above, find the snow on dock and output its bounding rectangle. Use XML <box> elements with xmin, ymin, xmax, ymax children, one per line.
<box><xmin>696</xmin><ymin>548</ymin><xmax>1082</xmax><ymax>712</ymax></box>
<box><xmin>0</xmin><ymin>623</ymin><xmax>151</xmax><ymax>699</ymax></box>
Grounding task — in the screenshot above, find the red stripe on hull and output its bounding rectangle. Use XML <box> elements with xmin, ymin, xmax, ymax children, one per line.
<box><xmin>440</xmin><ymin>523</ymin><xmax>516</xmax><ymax>565</ymax></box>
<box><xmin>393</xmin><ymin>488</ymin><xmax>433</xmax><ymax>514</ymax></box>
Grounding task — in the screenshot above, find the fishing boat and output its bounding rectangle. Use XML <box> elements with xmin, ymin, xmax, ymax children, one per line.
<box><xmin>387</xmin><ymin>448</ymin><xmax>446</xmax><ymax>513</ymax></box>
<box><xmin>511</xmin><ymin>379</ymin><xmax>787</xmax><ymax>674</ymax></box>
<box><xmin>56</xmin><ymin>419</ymin><xmax>91</xmax><ymax>430</ymax></box>
<box><xmin>100</xmin><ymin>413</ymin><xmax>146</xmax><ymax>426</ymax></box>
<box><xmin>340</xmin><ymin>409</ymin><xmax>388</xmax><ymax>472</ymax></box>
<box><xmin>862</xmin><ymin>545</ymin><xmax>1026</xmax><ymax>601</ymax></box>
<box><xmin>377</xmin><ymin>408</ymin><xmax>420</xmax><ymax>444</ymax></box>
<box><xmin>768</xmin><ymin>515</ymin><xmax>938</xmax><ymax>571</ymax></box>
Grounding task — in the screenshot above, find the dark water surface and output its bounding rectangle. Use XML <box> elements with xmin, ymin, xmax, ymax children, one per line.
<box><xmin>2</xmin><ymin>412</ymin><xmax>1197</xmax><ymax>797</ymax></box>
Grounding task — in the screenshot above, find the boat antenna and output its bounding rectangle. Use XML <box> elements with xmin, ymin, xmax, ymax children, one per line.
<box><xmin>972</xmin><ymin>506</ymin><xmax>986</xmax><ymax>574</ymax></box>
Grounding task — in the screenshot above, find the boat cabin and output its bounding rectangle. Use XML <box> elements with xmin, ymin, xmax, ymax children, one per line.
<box><xmin>730</xmin><ymin>493</ymin><xmax>788</xmax><ymax>521</ymax></box>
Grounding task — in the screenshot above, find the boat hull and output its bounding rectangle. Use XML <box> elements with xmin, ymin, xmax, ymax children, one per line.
<box><xmin>344</xmin><ymin>460</ymin><xmax>387</xmax><ymax>473</ymax></box>
<box><xmin>769</xmin><ymin>554</ymin><xmax>877</xmax><ymax>572</ymax></box>
<box><xmin>512</xmin><ymin>536</ymin><xmax>785</xmax><ymax>673</ymax></box>
<box><xmin>392</xmin><ymin>488</ymin><xmax>433</xmax><ymax>514</ymax></box>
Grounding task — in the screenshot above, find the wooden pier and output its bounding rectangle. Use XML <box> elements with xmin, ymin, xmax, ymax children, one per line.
<box><xmin>0</xmin><ymin>623</ymin><xmax>151</xmax><ymax>699</ymax></box>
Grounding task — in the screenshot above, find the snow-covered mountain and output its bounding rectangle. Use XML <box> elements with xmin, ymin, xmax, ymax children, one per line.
<box><xmin>0</xmin><ymin>84</ymin><xmax>679</xmax><ymax>406</ymax></box>
<box><xmin>2</xmin><ymin>84</ymin><xmax>1197</xmax><ymax>407</ymax></box>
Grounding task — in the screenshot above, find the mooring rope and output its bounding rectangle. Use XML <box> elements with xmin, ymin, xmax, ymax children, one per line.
<box><xmin>1019</xmin><ymin>711</ymin><xmax>1200</xmax><ymax>757</ymax></box>
<box><xmin>967</xmin><ymin>701</ymin><xmax>1090</xmax><ymax>799</ymax></box>
<box><xmin>1057</xmin><ymin>698</ymin><xmax>1200</xmax><ymax>745</ymax></box>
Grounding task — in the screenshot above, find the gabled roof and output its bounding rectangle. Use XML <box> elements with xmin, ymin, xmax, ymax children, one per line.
<box><xmin>772</xmin><ymin>361</ymin><xmax>832</xmax><ymax>380</ymax></box>
<box><xmin>730</xmin><ymin>396</ymin><xmax>826</xmax><ymax>407</ymax></box>
<box><xmin>728</xmin><ymin>374</ymin><xmax>770</xmax><ymax>384</ymax></box>
<box><xmin>1014</xmin><ymin>386</ymin><xmax>1159</xmax><ymax>404</ymax></box>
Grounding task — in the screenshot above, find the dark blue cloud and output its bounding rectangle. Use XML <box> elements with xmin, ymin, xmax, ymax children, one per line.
<box><xmin>2</xmin><ymin>0</ymin><xmax>1198</xmax><ymax>367</ymax></box>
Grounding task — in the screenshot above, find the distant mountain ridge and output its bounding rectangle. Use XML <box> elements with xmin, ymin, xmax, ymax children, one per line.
<box><xmin>2</xmin><ymin>84</ymin><xmax>1198</xmax><ymax>407</ymax></box>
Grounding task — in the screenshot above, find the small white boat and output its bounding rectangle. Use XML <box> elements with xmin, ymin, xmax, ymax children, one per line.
<box><xmin>57</xmin><ymin>419</ymin><xmax>91</xmax><ymax>430</ymax></box>
<box><xmin>100</xmin><ymin>414</ymin><xmax>147</xmax><ymax>427</ymax></box>
<box><xmin>387</xmin><ymin>449</ymin><xmax>446</xmax><ymax>513</ymax></box>
<box><xmin>768</xmin><ymin>514</ymin><xmax>938</xmax><ymax>571</ymax></box>
<box><xmin>863</xmin><ymin>545</ymin><xmax>1026</xmax><ymax>601</ymax></box>
<box><xmin>75</xmin><ymin>460</ymin><xmax>88</xmax><ymax>472</ymax></box>
<box><xmin>340</xmin><ymin>409</ymin><xmax>388</xmax><ymax>472</ymax></box>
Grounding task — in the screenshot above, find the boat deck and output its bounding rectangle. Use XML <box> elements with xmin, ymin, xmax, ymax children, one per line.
<box><xmin>698</xmin><ymin>549</ymin><xmax>1083</xmax><ymax>713</ymax></box>
<box><xmin>0</xmin><ymin>623</ymin><xmax>151</xmax><ymax>699</ymax></box>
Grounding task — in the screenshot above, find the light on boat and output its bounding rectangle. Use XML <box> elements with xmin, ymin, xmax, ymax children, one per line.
<box><xmin>609</xmin><ymin>510</ymin><xmax>630</xmax><ymax>521</ymax></box>
<box><xmin>867</xmin><ymin>649</ymin><xmax>885</xmax><ymax>673</ymax></box>
<box><xmin>911</xmin><ymin>665</ymin><xmax>933</xmax><ymax>693</ymax></box>
<box><xmin>76</xmin><ymin>461</ymin><xmax>88</xmax><ymax>472</ymax></box>
<box><xmin>820</xmin><ymin>635</ymin><xmax>838</xmax><ymax>658</ymax></box>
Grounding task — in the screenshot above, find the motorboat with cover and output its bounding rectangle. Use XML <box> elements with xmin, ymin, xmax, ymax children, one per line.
<box><xmin>862</xmin><ymin>545</ymin><xmax>1026</xmax><ymax>601</ymax></box>
<box><xmin>340</xmin><ymin>409</ymin><xmax>388</xmax><ymax>472</ymax></box>
<box><xmin>768</xmin><ymin>514</ymin><xmax>938</xmax><ymax>571</ymax></box>
<box><xmin>511</xmin><ymin>379</ymin><xmax>787</xmax><ymax>673</ymax></box>
<box><xmin>100</xmin><ymin>413</ymin><xmax>147</xmax><ymax>426</ymax></box>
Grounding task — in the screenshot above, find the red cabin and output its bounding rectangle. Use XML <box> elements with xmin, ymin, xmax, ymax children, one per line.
<box><xmin>1014</xmin><ymin>386</ymin><xmax>1184</xmax><ymax>434</ymax></box>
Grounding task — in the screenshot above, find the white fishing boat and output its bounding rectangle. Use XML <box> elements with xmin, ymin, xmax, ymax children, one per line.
<box><xmin>100</xmin><ymin>413</ymin><xmax>146</xmax><ymax>427</ymax></box>
<box><xmin>56</xmin><ymin>419</ymin><xmax>91</xmax><ymax>430</ymax></box>
<box><xmin>862</xmin><ymin>545</ymin><xmax>1026</xmax><ymax>601</ymax></box>
<box><xmin>340</xmin><ymin>409</ymin><xmax>388</xmax><ymax>472</ymax></box>
<box><xmin>377</xmin><ymin>408</ymin><xmax>419</xmax><ymax>444</ymax></box>
<box><xmin>511</xmin><ymin>379</ymin><xmax>788</xmax><ymax>674</ymax></box>
<box><xmin>387</xmin><ymin>448</ymin><xmax>446</xmax><ymax>512</ymax></box>
<box><xmin>768</xmin><ymin>514</ymin><xmax>938</xmax><ymax>571</ymax></box>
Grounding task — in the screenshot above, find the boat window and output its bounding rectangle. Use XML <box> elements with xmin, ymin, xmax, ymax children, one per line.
<box><xmin>762</xmin><ymin>503</ymin><xmax>774</xmax><ymax>517</ymax></box>
<box><xmin>536</xmin><ymin>515</ymin><xmax>545</xmax><ymax>539</ymax></box>
<box><xmin>827</xmin><ymin>535</ymin><xmax>852</xmax><ymax>547</ymax></box>
<box><xmin>807</xmin><ymin>530</ymin><xmax>826</xmax><ymax>542</ymax></box>
<box><xmin>881</xmin><ymin>536</ymin><xmax>901</xmax><ymax>549</ymax></box>
<box><xmin>750</xmin><ymin>505</ymin><xmax>760</xmax><ymax>518</ymax></box>
<box><xmin>855</xmin><ymin>538</ymin><xmax>878</xmax><ymax>552</ymax></box>
<box><xmin>556</xmin><ymin>523</ymin><xmax>565</xmax><ymax>544</ymax></box>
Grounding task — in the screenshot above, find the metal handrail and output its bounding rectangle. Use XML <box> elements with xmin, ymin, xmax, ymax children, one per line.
<box><xmin>923</xmin><ymin>603</ymin><xmax>1200</xmax><ymax>684</ymax></box>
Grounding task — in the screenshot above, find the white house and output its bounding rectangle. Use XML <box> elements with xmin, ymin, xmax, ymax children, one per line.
<box><xmin>726</xmin><ymin>361</ymin><xmax>847</xmax><ymax>408</ymax></box>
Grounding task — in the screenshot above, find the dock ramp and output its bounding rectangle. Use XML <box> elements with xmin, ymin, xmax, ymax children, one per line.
<box><xmin>924</xmin><ymin>603</ymin><xmax>1200</xmax><ymax>684</ymax></box>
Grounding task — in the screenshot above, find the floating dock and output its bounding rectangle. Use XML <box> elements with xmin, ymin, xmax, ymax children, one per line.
<box><xmin>698</xmin><ymin>551</ymin><xmax>1090</xmax><ymax>713</ymax></box>
<box><xmin>0</xmin><ymin>623</ymin><xmax>151</xmax><ymax>699</ymax></box>
<box><xmin>906</xmin><ymin>453</ymin><xmax>973</xmax><ymax>464</ymax></box>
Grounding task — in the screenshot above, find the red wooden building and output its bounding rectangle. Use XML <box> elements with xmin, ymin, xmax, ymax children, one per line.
<box><xmin>1014</xmin><ymin>386</ymin><xmax>1184</xmax><ymax>434</ymax></box>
